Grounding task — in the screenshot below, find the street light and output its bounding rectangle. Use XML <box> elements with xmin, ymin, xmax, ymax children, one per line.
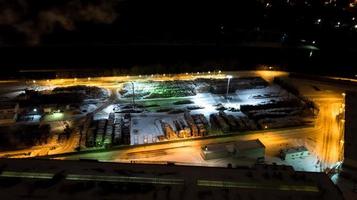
<box><xmin>342</xmin><ymin>93</ymin><xmax>346</xmax><ymax>97</ymax></box>
<box><xmin>131</xmin><ymin>82</ymin><xmax>135</xmax><ymax>110</ymax></box>
<box><xmin>226</xmin><ymin>75</ymin><xmax>233</xmax><ymax>98</ymax></box>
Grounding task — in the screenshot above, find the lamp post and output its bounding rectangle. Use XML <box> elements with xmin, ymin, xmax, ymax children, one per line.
<box><xmin>131</xmin><ymin>82</ymin><xmax>135</xmax><ymax>110</ymax></box>
<box><xmin>226</xmin><ymin>75</ymin><xmax>233</xmax><ymax>99</ymax></box>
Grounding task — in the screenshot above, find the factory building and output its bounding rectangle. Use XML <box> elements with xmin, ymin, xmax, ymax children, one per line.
<box><xmin>0</xmin><ymin>158</ymin><xmax>344</xmax><ymax>200</ymax></box>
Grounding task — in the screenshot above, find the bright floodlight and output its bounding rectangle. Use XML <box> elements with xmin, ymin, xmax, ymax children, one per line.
<box><xmin>342</xmin><ymin>92</ymin><xmax>346</xmax><ymax>97</ymax></box>
<box><xmin>33</xmin><ymin>108</ymin><xmax>37</xmax><ymax>112</ymax></box>
<box><xmin>226</xmin><ymin>75</ymin><xmax>233</xmax><ymax>79</ymax></box>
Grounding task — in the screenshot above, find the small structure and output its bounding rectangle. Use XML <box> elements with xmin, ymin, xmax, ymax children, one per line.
<box><xmin>0</xmin><ymin>102</ymin><xmax>19</xmax><ymax>124</ymax></box>
<box><xmin>280</xmin><ymin>146</ymin><xmax>310</xmax><ymax>160</ymax></box>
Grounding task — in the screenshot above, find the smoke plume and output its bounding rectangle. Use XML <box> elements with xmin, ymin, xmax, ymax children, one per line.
<box><xmin>0</xmin><ymin>0</ymin><xmax>118</xmax><ymax>45</ymax></box>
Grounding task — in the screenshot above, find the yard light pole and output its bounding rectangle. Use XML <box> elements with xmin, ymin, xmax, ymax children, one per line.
<box><xmin>131</xmin><ymin>82</ymin><xmax>135</xmax><ymax>109</ymax></box>
<box><xmin>226</xmin><ymin>75</ymin><xmax>233</xmax><ymax>99</ymax></box>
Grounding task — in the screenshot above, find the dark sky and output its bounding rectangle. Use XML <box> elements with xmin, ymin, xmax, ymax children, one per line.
<box><xmin>0</xmin><ymin>0</ymin><xmax>265</xmax><ymax>46</ymax></box>
<box><xmin>0</xmin><ymin>0</ymin><xmax>356</xmax><ymax>77</ymax></box>
<box><xmin>0</xmin><ymin>0</ymin><xmax>356</xmax><ymax>47</ymax></box>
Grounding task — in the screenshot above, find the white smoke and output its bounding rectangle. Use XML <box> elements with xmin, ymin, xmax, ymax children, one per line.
<box><xmin>0</xmin><ymin>0</ymin><xmax>118</xmax><ymax>45</ymax></box>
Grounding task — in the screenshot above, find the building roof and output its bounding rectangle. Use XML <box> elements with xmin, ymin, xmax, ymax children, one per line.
<box><xmin>202</xmin><ymin>143</ymin><xmax>228</xmax><ymax>153</ymax></box>
<box><xmin>282</xmin><ymin>146</ymin><xmax>309</xmax><ymax>155</ymax></box>
<box><xmin>234</xmin><ymin>139</ymin><xmax>265</xmax><ymax>151</ymax></box>
<box><xmin>0</xmin><ymin>158</ymin><xmax>343</xmax><ymax>200</ymax></box>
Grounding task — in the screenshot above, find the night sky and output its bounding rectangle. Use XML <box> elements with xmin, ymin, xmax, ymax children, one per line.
<box><xmin>0</xmin><ymin>0</ymin><xmax>356</xmax><ymax>76</ymax></box>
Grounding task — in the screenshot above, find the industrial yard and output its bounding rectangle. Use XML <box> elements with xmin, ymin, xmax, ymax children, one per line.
<box><xmin>0</xmin><ymin>70</ymin><xmax>346</xmax><ymax>177</ymax></box>
<box><xmin>80</xmin><ymin>75</ymin><xmax>315</xmax><ymax>150</ymax></box>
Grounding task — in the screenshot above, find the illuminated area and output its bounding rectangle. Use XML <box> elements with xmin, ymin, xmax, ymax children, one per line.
<box><xmin>0</xmin><ymin>70</ymin><xmax>351</xmax><ymax>177</ymax></box>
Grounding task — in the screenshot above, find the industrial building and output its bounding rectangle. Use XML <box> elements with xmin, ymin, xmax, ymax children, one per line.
<box><xmin>201</xmin><ymin>139</ymin><xmax>265</xmax><ymax>161</ymax></box>
<box><xmin>0</xmin><ymin>158</ymin><xmax>343</xmax><ymax>200</ymax></box>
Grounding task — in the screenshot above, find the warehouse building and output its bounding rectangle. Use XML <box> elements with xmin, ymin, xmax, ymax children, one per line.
<box><xmin>0</xmin><ymin>158</ymin><xmax>344</xmax><ymax>200</ymax></box>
